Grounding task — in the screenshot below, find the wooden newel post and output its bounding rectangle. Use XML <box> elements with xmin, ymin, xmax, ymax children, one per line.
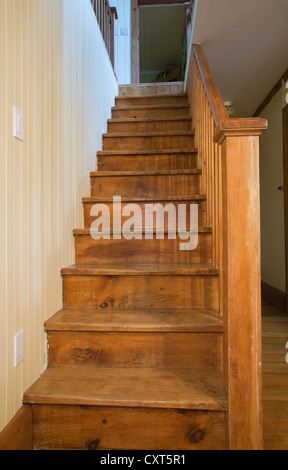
<box><xmin>215</xmin><ymin>118</ymin><xmax>268</xmax><ymax>450</ymax></box>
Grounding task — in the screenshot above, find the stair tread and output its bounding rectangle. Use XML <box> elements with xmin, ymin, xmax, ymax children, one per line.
<box><xmin>73</xmin><ymin>227</ymin><xmax>212</xmax><ymax>235</ymax></box>
<box><xmin>61</xmin><ymin>263</ymin><xmax>219</xmax><ymax>276</ymax></box>
<box><xmin>112</xmin><ymin>104</ymin><xmax>190</xmax><ymax>110</ymax></box>
<box><xmin>97</xmin><ymin>149</ymin><xmax>198</xmax><ymax>155</ymax></box>
<box><xmin>23</xmin><ymin>366</ymin><xmax>226</xmax><ymax>411</ymax></box>
<box><xmin>103</xmin><ymin>131</ymin><xmax>195</xmax><ymax>138</ymax></box>
<box><xmin>45</xmin><ymin>308</ymin><xmax>222</xmax><ymax>332</ymax></box>
<box><xmin>90</xmin><ymin>169</ymin><xmax>201</xmax><ymax>177</ymax></box>
<box><xmin>83</xmin><ymin>195</ymin><xmax>206</xmax><ymax>202</ymax></box>
<box><xmin>116</xmin><ymin>93</ymin><xmax>188</xmax><ymax>99</ymax></box>
<box><xmin>108</xmin><ymin>117</ymin><xmax>192</xmax><ymax>123</ymax></box>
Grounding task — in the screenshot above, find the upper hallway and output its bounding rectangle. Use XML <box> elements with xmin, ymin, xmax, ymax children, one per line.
<box><xmin>110</xmin><ymin>0</ymin><xmax>288</xmax><ymax>117</ymax></box>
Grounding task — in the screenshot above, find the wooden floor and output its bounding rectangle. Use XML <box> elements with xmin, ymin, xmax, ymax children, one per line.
<box><xmin>262</xmin><ymin>300</ymin><xmax>288</xmax><ymax>450</ymax></box>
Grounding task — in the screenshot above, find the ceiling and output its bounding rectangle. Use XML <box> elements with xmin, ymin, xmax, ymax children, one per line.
<box><xmin>139</xmin><ymin>5</ymin><xmax>186</xmax><ymax>82</ymax></box>
<box><xmin>193</xmin><ymin>0</ymin><xmax>288</xmax><ymax>117</ymax></box>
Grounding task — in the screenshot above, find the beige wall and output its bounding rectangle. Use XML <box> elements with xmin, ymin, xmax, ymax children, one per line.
<box><xmin>260</xmin><ymin>86</ymin><xmax>285</xmax><ymax>292</ymax></box>
<box><xmin>0</xmin><ymin>0</ymin><xmax>118</xmax><ymax>432</ymax></box>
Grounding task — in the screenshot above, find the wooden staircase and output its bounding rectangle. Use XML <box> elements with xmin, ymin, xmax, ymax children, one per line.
<box><xmin>23</xmin><ymin>42</ymin><xmax>267</xmax><ymax>448</ymax></box>
<box><xmin>23</xmin><ymin>87</ymin><xmax>227</xmax><ymax>450</ymax></box>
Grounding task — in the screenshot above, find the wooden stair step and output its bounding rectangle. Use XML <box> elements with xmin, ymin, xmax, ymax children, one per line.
<box><xmin>23</xmin><ymin>367</ymin><xmax>226</xmax><ymax>411</ymax></box>
<box><xmin>112</xmin><ymin>103</ymin><xmax>191</xmax><ymax>118</ymax></box>
<box><xmin>29</xmin><ymin>404</ymin><xmax>226</xmax><ymax>450</ymax></box>
<box><xmin>24</xmin><ymin>366</ymin><xmax>226</xmax><ymax>450</ymax></box>
<box><xmin>118</xmin><ymin>83</ymin><xmax>184</xmax><ymax>97</ymax></box>
<box><xmin>83</xmin><ymin>195</ymin><xmax>207</xmax><ymax>229</ymax></box>
<box><xmin>102</xmin><ymin>131</ymin><xmax>195</xmax><ymax>151</ymax></box>
<box><xmin>108</xmin><ymin>117</ymin><xmax>191</xmax><ymax>123</ymax></box>
<box><xmin>45</xmin><ymin>307</ymin><xmax>223</xmax><ymax>370</ymax></box>
<box><xmin>98</xmin><ymin>148</ymin><xmax>198</xmax><ymax>156</ymax></box>
<box><xmin>62</xmin><ymin>274</ymin><xmax>219</xmax><ymax>310</ymax></box>
<box><xmin>73</xmin><ymin>228</ymin><xmax>212</xmax><ymax>265</ymax></box>
<box><xmin>74</xmin><ymin>227</ymin><xmax>211</xmax><ymax>234</ymax></box>
<box><xmin>115</xmin><ymin>93</ymin><xmax>188</xmax><ymax>107</ymax></box>
<box><xmin>107</xmin><ymin>117</ymin><xmax>192</xmax><ymax>133</ymax></box>
<box><xmin>83</xmin><ymin>194</ymin><xmax>206</xmax><ymax>202</ymax></box>
<box><xmin>90</xmin><ymin>169</ymin><xmax>201</xmax><ymax>198</ymax></box>
<box><xmin>61</xmin><ymin>263</ymin><xmax>219</xmax><ymax>310</ymax></box>
<box><xmin>91</xmin><ymin>169</ymin><xmax>201</xmax><ymax>176</ymax></box>
<box><xmin>61</xmin><ymin>263</ymin><xmax>218</xmax><ymax>277</ymax></box>
<box><xmin>44</xmin><ymin>307</ymin><xmax>223</xmax><ymax>333</ymax></box>
<box><xmin>97</xmin><ymin>148</ymin><xmax>198</xmax><ymax>171</ymax></box>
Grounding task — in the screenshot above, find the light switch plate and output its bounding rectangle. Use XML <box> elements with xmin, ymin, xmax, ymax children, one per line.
<box><xmin>14</xmin><ymin>331</ymin><xmax>24</xmax><ymax>367</ymax></box>
<box><xmin>120</xmin><ymin>27</ymin><xmax>128</xmax><ymax>36</ymax></box>
<box><xmin>13</xmin><ymin>107</ymin><xmax>24</xmax><ymax>142</ymax></box>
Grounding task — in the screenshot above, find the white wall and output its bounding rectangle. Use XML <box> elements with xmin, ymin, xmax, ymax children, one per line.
<box><xmin>110</xmin><ymin>0</ymin><xmax>132</xmax><ymax>84</ymax></box>
<box><xmin>260</xmin><ymin>86</ymin><xmax>286</xmax><ymax>292</ymax></box>
<box><xmin>0</xmin><ymin>0</ymin><xmax>118</xmax><ymax>432</ymax></box>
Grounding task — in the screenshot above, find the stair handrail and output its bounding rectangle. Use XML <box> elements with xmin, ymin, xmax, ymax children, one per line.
<box><xmin>187</xmin><ymin>42</ymin><xmax>267</xmax><ymax>450</ymax></box>
<box><xmin>192</xmin><ymin>44</ymin><xmax>229</xmax><ymax>126</ymax></box>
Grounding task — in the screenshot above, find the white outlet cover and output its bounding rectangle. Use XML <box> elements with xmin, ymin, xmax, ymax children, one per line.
<box><xmin>14</xmin><ymin>331</ymin><xmax>24</xmax><ymax>367</ymax></box>
<box><xmin>13</xmin><ymin>107</ymin><xmax>24</xmax><ymax>142</ymax></box>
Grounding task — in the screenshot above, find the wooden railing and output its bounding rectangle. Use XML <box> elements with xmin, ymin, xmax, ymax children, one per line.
<box><xmin>185</xmin><ymin>1</ymin><xmax>195</xmax><ymax>54</ymax></box>
<box><xmin>90</xmin><ymin>0</ymin><xmax>118</xmax><ymax>70</ymax></box>
<box><xmin>187</xmin><ymin>42</ymin><xmax>267</xmax><ymax>450</ymax></box>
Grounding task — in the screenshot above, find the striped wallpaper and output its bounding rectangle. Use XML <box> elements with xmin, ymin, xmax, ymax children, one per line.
<box><xmin>0</xmin><ymin>0</ymin><xmax>118</xmax><ymax>431</ymax></box>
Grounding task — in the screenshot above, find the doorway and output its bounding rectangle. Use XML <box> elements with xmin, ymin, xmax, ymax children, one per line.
<box><xmin>131</xmin><ymin>0</ymin><xmax>190</xmax><ymax>84</ymax></box>
<box><xmin>259</xmin><ymin>81</ymin><xmax>287</xmax><ymax>312</ymax></box>
<box><xmin>283</xmin><ymin>103</ymin><xmax>288</xmax><ymax>311</ymax></box>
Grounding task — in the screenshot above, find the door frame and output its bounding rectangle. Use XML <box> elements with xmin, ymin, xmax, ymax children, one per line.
<box><xmin>131</xmin><ymin>0</ymin><xmax>139</xmax><ymax>84</ymax></box>
<box><xmin>283</xmin><ymin>103</ymin><xmax>288</xmax><ymax>312</ymax></box>
<box><xmin>131</xmin><ymin>0</ymin><xmax>194</xmax><ymax>84</ymax></box>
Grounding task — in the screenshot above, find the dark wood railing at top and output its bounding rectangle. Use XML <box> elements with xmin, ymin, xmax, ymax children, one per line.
<box><xmin>186</xmin><ymin>29</ymin><xmax>268</xmax><ymax>450</ymax></box>
<box><xmin>90</xmin><ymin>0</ymin><xmax>118</xmax><ymax>70</ymax></box>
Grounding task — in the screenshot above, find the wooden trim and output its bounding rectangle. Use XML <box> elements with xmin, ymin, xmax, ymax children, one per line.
<box><xmin>138</xmin><ymin>0</ymin><xmax>189</xmax><ymax>5</ymax></box>
<box><xmin>221</xmin><ymin>133</ymin><xmax>264</xmax><ymax>450</ymax></box>
<box><xmin>131</xmin><ymin>0</ymin><xmax>139</xmax><ymax>84</ymax></box>
<box><xmin>187</xmin><ymin>43</ymin><xmax>268</xmax><ymax>449</ymax></box>
<box><xmin>283</xmin><ymin>104</ymin><xmax>288</xmax><ymax>312</ymax></box>
<box><xmin>261</xmin><ymin>281</ymin><xmax>286</xmax><ymax>312</ymax></box>
<box><xmin>0</xmin><ymin>406</ymin><xmax>33</xmax><ymax>450</ymax></box>
<box><xmin>192</xmin><ymin>44</ymin><xmax>229</xmax><ymax>127</ymax></box>
<box><xmin>254</xmin><ymin>68</ymin><xmax>288</xmax><ymax>117</ymax></box>
<box><xmin>214</xmin><ymin>118</ymin><xmax>268</xmax><ymax>144</ymax></box>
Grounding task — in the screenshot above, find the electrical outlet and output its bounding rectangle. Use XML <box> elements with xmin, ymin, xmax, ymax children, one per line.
<box><xmin>14</xmin><ymin>331</ymin><xmax>24</xmax><ymax>367</ymax></box>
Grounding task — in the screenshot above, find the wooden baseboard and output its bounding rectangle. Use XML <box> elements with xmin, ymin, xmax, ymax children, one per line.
<box><xmin>261</xmin><ymin>281</ymin><xmax>286</xmax><ymax>312</ymax></box>
<box><xmin>0</xmin><ymin>405</ymin><xmax>33</xmax><ymax>450</ymax></box>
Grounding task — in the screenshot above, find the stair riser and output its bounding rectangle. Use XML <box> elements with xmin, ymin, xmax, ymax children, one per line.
<box><xmin>112</xmin><ymin>106</ymin><xmax>190</xmax><ymax>119</ymax></box>
<box><xmin>74</xmin><ymin>233</ymin><xmax>212</xmax><ymax>265</ymax></box>
<box><xmin>91</xmin><ymin>174</ymin><xmax>200</xmax><ymax>198</ymax></box>
<box><xmin>98</xmin><ymin>152</ymin><xmax>197</xmax><ymax>171</ymax></box>
<box><xmin>47</xmin><ymin>331</ymin><xmax>223</xmax><ymax>370</ymax></box>
<box><xmin>31</xmin><ymin>405</ymin><xmax>226</xmax><ymax>450</ymax></box>
<box><xmin>103</xmin><ymin>134</ymin><xmax>194</xmax><ymax>151</ymax></box>
<box><xmin>83</xmin><ymin>200</ymin><xmax>207</xmax><ymax>229</ymax></box>
<box><xmin>119</xmin><ymin>84</ymin><xmax>184</xmax><ymax>96</ymax></box>
<box><xmin>115</xmin><ymin>95</ymin><xmax>188</xmax><ymax>107</ymax></box>
<box><xmin>63</xmin><ymin>275</ymin><xmax>219</xmax><ymax>310</ymax></box>
<box><xmin>108</xmin><ymin>119</ymin><xmax>192</xmax><ymax>133</ymax></box>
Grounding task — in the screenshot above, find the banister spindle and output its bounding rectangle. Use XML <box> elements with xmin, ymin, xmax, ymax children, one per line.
<box><xmin>90</xmin><ymin>0</ymin><xmax>117</xmax><ymax>72</ymax></box>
